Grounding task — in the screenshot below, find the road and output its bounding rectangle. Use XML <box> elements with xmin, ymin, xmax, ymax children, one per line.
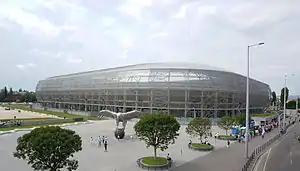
<box><xmin>254</xmin><ymin>122</ymin><xmax>300</xmax><ymax>171</ymax></box>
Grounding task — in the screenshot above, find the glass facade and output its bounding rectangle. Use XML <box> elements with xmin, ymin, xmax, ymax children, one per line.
<box><xmin>36</xmin><ymin>63</ymin><xmax>271</xmax><ymax>117</ymax></box>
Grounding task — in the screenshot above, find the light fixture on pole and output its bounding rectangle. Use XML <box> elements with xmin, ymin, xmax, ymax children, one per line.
<box><xmin>245</xmin><ymin>42</ymin><xmax>264</xmax><ymax>158</ymax></box>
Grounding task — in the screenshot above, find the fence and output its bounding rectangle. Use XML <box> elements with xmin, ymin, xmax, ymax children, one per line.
<box><xmin>241</xmin><ymin>122</ymin><xmax>294</xmax><ymax>171</ymax></box>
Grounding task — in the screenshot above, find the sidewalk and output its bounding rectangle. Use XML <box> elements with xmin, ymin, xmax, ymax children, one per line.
<box><xmin>172</xmin><ymin>128</ymin><xmax>281</xmax><ymax>171</ymax></box>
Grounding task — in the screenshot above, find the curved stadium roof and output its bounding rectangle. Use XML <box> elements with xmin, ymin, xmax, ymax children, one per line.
<box><xmin>47</xmin><ymin>62</ymin><xmax>228</xmax><ymax>80</ymax></box>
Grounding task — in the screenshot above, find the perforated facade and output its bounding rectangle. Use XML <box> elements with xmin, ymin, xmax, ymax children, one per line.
<box><xmin>36</xmin><ymin>63</ymin><xmax>271</xmax><ymax>117</ymax></box>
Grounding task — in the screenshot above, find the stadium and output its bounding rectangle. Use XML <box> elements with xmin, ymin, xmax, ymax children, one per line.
<box><xmin>36</xmin><ymin>63</ymin><xmax>271</xmax><ymax>118</ymax></box>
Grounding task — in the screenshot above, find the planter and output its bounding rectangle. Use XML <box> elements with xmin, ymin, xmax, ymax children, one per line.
<box><xmin>137</xmin><ymin>157</ymin><xmax>172</xmax><ymax>170</ymax></box>
<box><xmin>217</xmin><ymin>135</ymin><xmax>237</xmax><ymax>141</ymax></box>
<box><xmin>188</xmin><ymin>143</ymin><xmax>214</xmax><ymax>151</ymax></box>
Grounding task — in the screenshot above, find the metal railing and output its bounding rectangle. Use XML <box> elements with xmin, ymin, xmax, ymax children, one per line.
<box><xmin>241</xmin><ymin>122</ymin><xmax>294</xmax><ymax>171</ymax></box>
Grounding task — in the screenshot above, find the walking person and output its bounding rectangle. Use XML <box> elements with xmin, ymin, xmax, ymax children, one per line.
<box><xmin>98</xmin><ymin>136</ymin><xmax>102</xmax><ymax>147</ymax></box>
<box><xmin>90</xmin><ymin>137</ymin><xmax>93</xmax><ymax>144</ymax></box>
<box><xmin>104</xmin><ymin>140</ymin><xmax>108</xmax><ymax>152</ymax></box>
<box><xmin>226</xmin><ymin>140</ymin><xmax>230</xmax><ymax>148</ymax></box>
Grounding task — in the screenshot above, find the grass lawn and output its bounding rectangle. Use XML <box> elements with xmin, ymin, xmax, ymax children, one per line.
<box><xmin>142</xmin><ymin>157</ymin><xmax>168</xmax><ymax>165</ymax></box>
<box><xmin>250</xmin><ymin>113</ymin><xmax>276</xmax><ymax>117</ymax></box>
<box><xmin>191</xmin><ymin>143</ymin><xmax>211</xmax><ymax>149</ymax></box>
<box><xmin>1</xmin><ymin>104</ymin><xmax>101</xmax><ymax>120</ymax></box>
<box><xmin>219</xmin><ymin>135</ymin><xmax>236</xmax><ymax>138</ymax></box>
<box><xmin>0</xmin><ymin>120</ymin><xmax>84</xmax><ymax>131</ymax></box>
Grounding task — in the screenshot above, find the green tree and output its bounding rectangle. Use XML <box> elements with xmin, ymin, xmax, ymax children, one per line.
<box><xmin>18</xmin><ymin>88</ymin><xmax>22</xmax><ymax>92</ymax></box>
<box><xmin>286</xmin><ymin>100</ymin><xmax>296</xmax><ymax>109</ymax></box>
<box><xmin>271</xmin><ymin>91</ymin><xmax>277</xmax><ymax>106</ymax></box>
<box><xmin>134</xmin><ymin>112</ymin><xmax>180</xmax><ymax>159</ymax></box>
<box><xmin>186</xmin><ymin>117</ymin><xmax>211</xmax><ymax>143</ymax></box>
<box><xmin>217</xmin><ymin>116</ymin><xmax>235</xmax><ymax>135</ymax></box>
<box><xmin>9</xmin><ymin>87</ymin><xmax>13</xmax><ymax>95</ymax></box>
<box><xmin>3</xmin><ymin>86</ymin><xmax>8</xmax><ymax>98</ymax></box>
<box><xmin>234</xmin><ymin>113</ymin><xmax>251</xmax><ymax>127</ymax></box>
<box><xmin>0</xmin><ymin>88</ymin><xmax>4</xmax><ymax>101</ymax></box>
<box><xmin>20</xmin><ymin>92</ymin><xmax>37</xmax><ymax>102</ymax></box>
<box><xmin>13</xmin><ymin>126</ymin><xmax>82</xmax><ymax>171</ymax></box>
<box><xmin>280</xmin><ymin>87</ymin><xmax>289</xmax><ymax>107</ymax></box>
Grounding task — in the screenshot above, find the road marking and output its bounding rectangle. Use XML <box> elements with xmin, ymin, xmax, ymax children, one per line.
<box><xmin>263</xmin><ymin>148</ymin><xmax>272</xmax><ymax>171</ymax></box>
<box><xmin>290</xmin><ymin>151</ymin><xmax>292</xmax><ymax>156</ymax></box>
<box><xmin>291</xmin><ymin>159</ymin><xmax>293</xmax><ymax>165</ymax></box>
<box><xmin>254</xmin><ymin>152</ymin><xmax>267</xmax><ymax>171</ymax></box>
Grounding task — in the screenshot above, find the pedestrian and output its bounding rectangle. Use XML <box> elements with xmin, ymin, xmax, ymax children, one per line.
<box><xmin>90</xmin><ymin>137</ymin><xmax>93</xmax><ymax>144</ymax></box>
<box><xmin>104</xmin><ymin>140</ymin><xmax>108</xmax><ymax>152</ymax></box>
<box><xmin>226</xmin><ymin>140</ymin><xmax>230</xmax><ymax>148</ymax></box>
<box><xmin>98</xmin><ymin>137</ymin><xmax>102</xmax><ymax>147</ymax></box>
<box><xmin>102</xmin><ymin>136</ymin><xmax>105</xmax><ymax>144</ymax></box>
<box><xmin>130</xmin><ymin>135</ymin><xmax>133</xmax><ymax>141</ymax></box>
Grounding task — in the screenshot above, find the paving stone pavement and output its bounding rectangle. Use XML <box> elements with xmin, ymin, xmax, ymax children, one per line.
<box><xmin>172</xmin><ymin>121</ymin><xmax>292</xmax><ymax>171</ymax></box>
<box><xmin>0</xmin><ymin>119</ymin><xmax>228</xmax><ymax>171</ymax></box>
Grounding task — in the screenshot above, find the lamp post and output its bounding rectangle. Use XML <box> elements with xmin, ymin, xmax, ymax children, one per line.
<box><xmin>283</xmin><ymin>74</ymin><xmax>287</xmax><ymax>130</ymax></box>
<box><xmin>283</xmin><ymin>74</ymin><xmax>296</xmax><ymax>129</ymax></box>
<box><xmin>245</xmin><ymin>42</ymin><xmax>264</xmax><ymax>158</ymax></box>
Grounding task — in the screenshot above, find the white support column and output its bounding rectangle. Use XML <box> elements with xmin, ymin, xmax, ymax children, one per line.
<box><xmin>168</xmin><ymin>89</ymin><xmax>170</xmax><ymax>114</ymax></box>
<box><xmin>135</xmin><ymin>90</ymin><xmax>138</xmax><ymax>110</ymax></box>
<box><xmin>168</xmin><ymin>71</ymin><xmax>171</xmax><ymax>115</ymax></box>
<box><xmin>214</xmin><ymin>91</ymin><xmax>218</xmax><ymax>118</ymax></box>
<box><xmin>232</xmin><ymin>93</ymin><xmax>235</xmax><ymax>116</ymax></box>
<box><xmin>184</xmin><ymin>89</ymin><xmax>188</xmax><ymax>118</ymax></box>
<box><xmin>201</xmin><ymin>91</ymin><xmax>204</xmax><ymax>117</ymax></box>
<box><xmin>114</xmin><ymin>91</ymin><xmax>117</xmax><ymax>112</ymax></box>
<box><xmin>123</xmin><ymin>90</ymin><xmax>126</xmax><ymax>113</ymax></box>
<box><xmin>150</xmin><ymin>89</ymin><xmax>153</xmax><ymax>113</ymax></box>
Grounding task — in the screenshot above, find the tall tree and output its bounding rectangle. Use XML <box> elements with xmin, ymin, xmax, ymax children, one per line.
<box><xmin>3</xmin><ymin>86</ymin><xmax>8</xmax><ymax>98</ymax></box>
<box><xmin>134</xmin><ymin>112</ymin><xmax>180</xmax><ymax>159</ymax></box>
<box><xmin>271</xmin><ymin>91</ymin><xmax>277</xmax><ymax>104</ymax></box>
<box><xmin>0</xmin><ymin>88</ymin><xmax>4</xmax><ymax>101</ymax></box>
<box><xmin>186</xmin><ymin>117</ymin><xmax>211</xmax><ymax>143</ymax></box>
<box><xmin>18</xmin><ymin>88</ymin><xmax>22</xmax><ymax>92</ymax></box>
<box><xmin>280</xmin><ymin>87</ymin><xmax>289</xmax><ymax>107</ymax></box>
<box><xmin>217</xmin><ymin>116</ymin><xmax>235</xmax><ymax>135</ymax></box>
<box><xmin>13</xmin><ymin>126</ymin><xmax>82</xmax><ymax>171</ymax></box>
<box><xmin>9</xmin><ymin>87</ymin><xmax>13</xmax><ymax>95</ymax></box>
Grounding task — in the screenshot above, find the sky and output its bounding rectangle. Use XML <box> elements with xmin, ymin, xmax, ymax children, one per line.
<box><xmin>0</xmin><ymin>0</ymin><xmax>299</xmax><ymax>95</ymax></box>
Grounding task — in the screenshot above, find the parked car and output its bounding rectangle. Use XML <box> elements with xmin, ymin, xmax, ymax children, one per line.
<box><xmin>4</xmin><ymin>107</ymin><xmax>10</xmax><ymax>110</ymax></box>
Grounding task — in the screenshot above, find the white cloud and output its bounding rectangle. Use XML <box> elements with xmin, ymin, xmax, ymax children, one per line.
<box><xmin>67</xmin><ymin>57</ymin><xmax>83</xmax><ymax>64</ymax></box>
<box><xmin>198</xmin><ymin>5</ymin><xmax>217</xmax><ymax>16</ymax></box>
<box><xmin>172</xmin><ymin>4</ymin><xmax>189</xmax><ymax>19</ymax></box>
<box><xmin>0</xmin><ymin>6</ymin><xmax>60</xmax><ymax>36</ymax></box>
<box><xmin>150</xmin><ymin>32</ymin><xmax>169</xmax><ymax>39</ymax></box>
<box><xmin>118</xmin><ymin>0</ymin><xmax>153</xmax><ymax>20</ymax></box>
<box><xmin>1</xmin><ymin>0</ymin><xmax>300</xmax><ymax>95</ymax></box>
<box><xmin>16</xmin><ymin>63</ymin><xmax>36</xmax><ymax>70</ymax></box>
<box><xmin>101</xmin><ymin>17</ymin><xmax>116</xmax><ymax>27</ymax></box>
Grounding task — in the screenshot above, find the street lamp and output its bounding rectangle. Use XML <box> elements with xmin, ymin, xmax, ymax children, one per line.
<box><xmin>283</xmin><ymin>74</ymin><xmax>297</xmax><ymax>129</ymax></box>
<box><xmin>245</xmin><ymin>42</ymin><xmax>264</xmax><ymax>158</ymax></box>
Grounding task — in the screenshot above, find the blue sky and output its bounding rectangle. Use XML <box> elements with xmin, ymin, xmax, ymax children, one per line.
<box><xmin>0</xmin><ymin>0</ymin><xmax>299</xmax><ymax>95</ymax></box>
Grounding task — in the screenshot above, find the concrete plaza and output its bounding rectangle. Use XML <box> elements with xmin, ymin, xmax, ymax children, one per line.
<box><xmin>0</xmin><ymin>119</ymin><xmax>228</xmax><ymax>171</ymax></box>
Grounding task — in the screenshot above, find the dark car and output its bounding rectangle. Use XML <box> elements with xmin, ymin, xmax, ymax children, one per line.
<box><xmin>4</xmin><ymin>107</ymin><xmax>10</xmax><ymax>110</ymax></box>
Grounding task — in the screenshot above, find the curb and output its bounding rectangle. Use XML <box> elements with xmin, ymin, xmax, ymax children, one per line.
<box><xmin>188</xmin><ymin>143</ymin><xmax>214</xmax><ymax>151</ymax></box>
<box><xmin>137</xmin><ymin>157</ymin><xmax>172</xmax><ymax>170</ymax></box>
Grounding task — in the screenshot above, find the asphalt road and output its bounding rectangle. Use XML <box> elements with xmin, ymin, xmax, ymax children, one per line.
<box><xmin>257</xmin><ymin>122</ymin><xmax>300</xmax><ymax>171</ymax></box>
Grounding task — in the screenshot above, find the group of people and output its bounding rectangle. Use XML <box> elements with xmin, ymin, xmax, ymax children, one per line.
<box><xmin>90</xmin><ymin>136</ymin><xmax>109</xmax><ymax>151</ymax></box>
